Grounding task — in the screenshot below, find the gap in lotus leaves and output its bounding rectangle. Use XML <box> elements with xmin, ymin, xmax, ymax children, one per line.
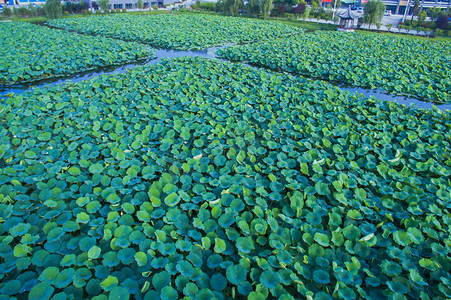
<box><xmin>0</xmin><ymin>40</ymin><xmax>448</xmax><ymax>112</ymax></box>
<box><xmin>0</xmin><ymin>46</ymin><xmax>221</xmax><ymax>97</ymax></box>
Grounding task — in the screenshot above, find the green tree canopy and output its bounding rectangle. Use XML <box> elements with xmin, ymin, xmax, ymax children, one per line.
<box><xmin>43</xmin><ymin>0</ymin><xmax>62</xmax><ymax>18</ymax></box>
<box><xmin>261</xmin><ymin>0</ymin><xmax>273</xmax><ymax>17</ymax></box>
<box><xmin>363</xmin><ymin>0</ymin><xmax>385</xmax><ymax>26</ymax></box>
<box><xmin>137</xmin><ymin>0</ymin><xmax>143</xmax><ymax>9</ymax></box>
<box><xmin>100</xmin><ymin>0</ymin><xmax>109</xmax><ymax>11</ymax></box>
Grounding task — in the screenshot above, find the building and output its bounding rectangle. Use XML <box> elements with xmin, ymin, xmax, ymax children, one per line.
<box><xmin>381</xmin><ymin>0</ymin><xmax>449</xmax><ymax>15</ymax></box>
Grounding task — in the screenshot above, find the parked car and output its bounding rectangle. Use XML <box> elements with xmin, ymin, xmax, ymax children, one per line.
<box><xmin>357</xmin><ymin>7</ymin><xmax>364</xmax><ymax>13</ymax></box>
<box><xmin>0</xmin><ymin>4</ymin><xmax>4</xmax><ymax>13</ymax></box>
<box><xmin>384</xmin><ymin>10</ymin><xmax>391</xmax><ymax>16</ymax></box>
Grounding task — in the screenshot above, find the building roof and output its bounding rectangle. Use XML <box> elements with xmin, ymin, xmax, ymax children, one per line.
<box><xmin>338</xmin><ymin>7</ymin><xmax>362</xmax><ymax>19</ymax></box>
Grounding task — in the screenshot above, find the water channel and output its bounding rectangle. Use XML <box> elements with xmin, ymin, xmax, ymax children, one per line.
<box><xmin>1</xmin><ymin>40</ymin><xmax>450</xmax><ymax>112</ymax></box>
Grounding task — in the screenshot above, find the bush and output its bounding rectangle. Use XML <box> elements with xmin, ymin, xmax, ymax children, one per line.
<box><xmin>3</xmin><ymin>6</ymin><xmax>12</xmax><ymax>16</ymax></box>
<box><xmin>96</xmin><ymin>9</ymin><xmax>102</xmax><ymax>13</ymax></box>
<box><xmin>81</xmin><ymin>9</ymin><xmax>86</xmax><ymax>13</ymax></box>
<box><xmin>435</xmin><ymin>14</ymin><xmax>448</xmax><ymax>29</ymax></box>
<box><xmin>63</xmin><ymin>10</ymin><xmax>69</xmax><ymax>14</ymax></box>
<box><xmin>198</xmin><ymin>2</ymin><xmax>215</xmax><ymax>11</ymax></box>
<box><xmin>122</xmin><ymin>8</ymin><xmax>127</xmax><ymax>12</ymax></box>
<box><xmin>87</xmin><ymin>9</ymin><xmax>92</xmax><ymax>14</ymax></box>
<box><xmin>152</xmin><ymin>5</ymin><xmax>158</xmax><ymax>10</ymax></box>
<box><xmin>435</xmin><ymin>28</ymin><xmax>444</xmax><ymax>36</ymax></box>
<box><xmin>44</xmin><ymin>0</ymin><xmax>62</xmax><ymax>18</ymax></box>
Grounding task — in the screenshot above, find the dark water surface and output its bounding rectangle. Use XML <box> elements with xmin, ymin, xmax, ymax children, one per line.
<box><xmin>1</xmin><ymin>45</ymin><xmax>449</xmax><ymax>112</ymax></box>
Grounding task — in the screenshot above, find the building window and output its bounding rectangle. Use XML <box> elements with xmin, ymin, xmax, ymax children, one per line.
<box><xmin>113</xmin><ymin>3</ymin><xmax>123</xmax><ymax>9</ymax></box>
<box><xmin>125</xmin><ymin>3</ymin><xmax>133</xmax><ymax>8</ymax></box>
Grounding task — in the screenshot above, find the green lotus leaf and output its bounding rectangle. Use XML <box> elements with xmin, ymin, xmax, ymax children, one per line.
<box><xmin>29</xmin><ymin>282</ymin><xmax>54</xmax><ymax>300</ymax></box>
<box><xmin>152</xmin><ymin>271</ymin><xmax>171</xmax><ymax>291</ymax></box>
<box><xmin>386</xmin><ymin>276</ymin><xmax>410</xmax><ymax>294</ymax></box>
<box><xmin>109</xmin><ymin>286</ymin><xmax>130</xmax><ymax>300</ymax></box>
<box><xmin>9</xmin><ymin>223</ymin><xmax>31</xmax><ymax>237</ymax></box>
<box><xmin>236</xmin><ymin>237</ymin><xmax>254</xmax><ymax>254</ymax></box>
<box><xmin>54</xmin><ymin>268</ymin><xmax>76</xmax><ymax>289</ymax></box>
<box><xmin>68</xmin><ymin>167</ymin><xmax>81</xmax><ymax>176</ymax></box>
<box><xmin>338</xmin><ymin>286</ymin><xmax>356</xmax><ymax>300</ymax></box>
<box><xmin>88</xmin><ymin>246</ymin><xmax>102</xmax><ymax>260</ymax></box>
<box><xmin>260</xmin><ymin>270</ymin><xmax>280</xmax><ymax>289</ymax></box>
<box><xmin>89</xmin><ymin>163</ymin><xmax>104</xmax><ymax>174</ymax></box>
<box><xmin>0</xmin><ymin>279</ymin><xmax>21</xmax><ymax>296</ymax></box>
<box><xmin>214</xmin><ymin>238</ymin><xmax>226</xmax><ymax>254</ymax></box>
<box><xmin>210</xmin><ymin>274</ymin><xmax>227</xmax><ymax>291</ymax></box>
<box><xmin>314</xmin><ymin>233</ymin><xmax>330</xmax><ymax>247</ymax></box>
<box><xmin>419</xmin><ymin>258</ymin><xmax>441</xmax><ymax>271</ymax></box>
<box><xmin>100</xmin><ymin>276</ymin><xmax>119</xmax><ymax>292</ymax></box>
<box><xmin>176</xmin><ymin>260</ymin><xmax>194</xmax><ymax>277</ymax></box>
<box><xmin>38</xmin><ymin>267</ymin><xmax>60</xmax><ymax>284</ymax></box>
<box><xmin>183</xmin><ymin>282</ymin><xmax>199</xmax><ymax>298</ymax></box>
<box><xmin>313</xmin><ymin>269</ymin><xmax>330</xmax><ymax>284</ymax></box>
<box><xmin>226</xmin><ymin>264</ymin><xmax>247</xmax><ymax>286</ymax></box>
<box><xmin>134</xmin><ymin>251</ymin><xmax>148</xmax><ymax>267</ymax></box>
<box><xmin>13</xmin><ymin>244</ymin><xmax>29</xmax><ymax>257</ymax></box>
<box><xmin>381</xmin><ymin>260</ymin><xmax>402</xmax><ymax>277</ymax></box>
<box><xmin>164</xmin><ymin>192</ymin><xmax>180</xmax><ymax>207</ymax></box>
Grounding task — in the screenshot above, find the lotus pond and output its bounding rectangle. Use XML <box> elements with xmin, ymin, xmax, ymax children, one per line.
<box><xmin>0</xmin><ymin>22</ymin><xmax>153</xmax><ymax>85</ymax></box>
<box><xmin>46</xmin><ymin>14</ymin><xmax>302</xmax><ymax>50</ymax></box>
<box><xmin>217</xmin><ymin>31</ymin><xmax>451</xmax><ymax>103</ymax></box>
<box><xmin>1</xmin><ymin>57</ymin><xmax>451</xmax><ymax>299</ymax></box>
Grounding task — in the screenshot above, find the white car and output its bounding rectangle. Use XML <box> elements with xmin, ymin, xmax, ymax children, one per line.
<box><xmin>384</xmin><ymin>10</ymin><xmax>392</xmax><ymax>16</ymax></box>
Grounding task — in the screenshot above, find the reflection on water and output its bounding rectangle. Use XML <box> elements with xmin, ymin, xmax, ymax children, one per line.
<box><xmin>337</xmin><ymin>85</ymin><xmax>451</xmax><ymax>112</ymax></box>
<box><xmin>1</xmin><ymin>46</ymin><xmax>449</xmax><ymax>112</ymax></box>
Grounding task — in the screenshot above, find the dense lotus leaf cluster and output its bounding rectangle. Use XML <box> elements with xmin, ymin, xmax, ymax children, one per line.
<box><xmin>217</xmin><ymin>31</ymin><xmax>451</xmax><ymax>103</ymax></box>
<box><xmin>0</xmin><ymin>22</ymin><xmax>153</xmax><ymax>85</ymax></box>
<box><xmin>46</xmin><ymin>14</ymin><xmax>302</xmax><ymax>50</ymax></box>
<box><xmin>1</xmin><ymin>57</ymin><xmax>451</xmax><ymax>300</ymax></box>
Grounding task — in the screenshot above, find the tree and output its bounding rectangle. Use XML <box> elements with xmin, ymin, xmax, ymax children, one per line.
<box><xmin>293</xmin><ymin>1</ymin><xmax>306</xmax><ymax>16</ymax></box>
<box><xmin>435</xmin><ymin>14</ymin><xmax>448</xmax><ymax>29</ymax></box>
<box><xmin>137</xmin><ymin>0</ymin><xmax>143</xmax><ymax>9</ymax></box>
<box><xmin>428</xmin><ymin>7</ymin><xmax>444</xmax><ymax>20</ymax></box>
<box><xmin>261</xmin><ymin>0</ymin><xmax>273</xmax><ymax>17</ymax></box>
<box><xmin>99</xmin><ymin>0</ymin><xmax>109</xmax><ymax>11</ymax></box>
<box><xmin>247</xmin><ymin>0</ymin><xmax>259</xmax><ymax>15</ymax></box>
<box><xmin>410</xmin><ymin>0</ymin><xmax>420</xmax><ymax>21</ymax></box>
<box><xmin>43</xmin><ymin>0</ymin><xmax>62</xmax><ymax>18</ymax></box>
<box><xmin>363</xmin><ymin>0</ymin><xmax>385</xmax><ymax>28</ymax></box>
<box><xmin>3</xmin><ymin>6</ymin><xmax>12</xmax><ymax>16</ymax></box>
<box><xmin>418</xmin><ymin>10</ymin><xmax>426</xmax><ymax>22</ymax></box>
<box><xmin>311</xmin><ymin>0</ymin><xmax>320</xmax><ymax>12</ymax></box>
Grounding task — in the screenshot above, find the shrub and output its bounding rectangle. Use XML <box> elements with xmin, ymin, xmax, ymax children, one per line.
<box><xmin>435</xmin><ymin>28</ymin><xmax>443</xmax><ymax>36</ymax></box>
<box><xmin>63</xmin><ymin>10</ymin><xmax>69</xmax><ymax>14</ymax></box>
<box><xmin>152</xmin><ymin>5</ymin><xmax>158</xmax><ymax>10</ymax></box>
<box><xmin>81</xmin><ymin>9</ymin><xmax>87</xmax><ymax>13</ymax></box>
<box><xmin>87</xmin><ymin>9</ymin><xmax>92</xmax><ymax>14</ymax></box>
<box><xmin>96</xmin><ymin>9</ymin><xmax>102</xmax><ymax>13</ymax></box>
<box><xmin>435</xmin><ymin>14</ymin><xmax>448</xmax><ymax>29</ymax></box>
<box><xmin>293</xmin><ymin>2</ymin><xmax>306</xmax><ymax>16</ymax></box>
<box><xmin>44</xmin><ymin>0</ymin><xmax>62</xmax><ymax>18</ymax></box>
<box><xmin>122</xmin><ymin>8</ymin><xmax>127</xmax><ymax>12</ymax></box>
<box><xmin>198</xmin><ymin>2</ymin><xmax>215</xmax><ymax>11</ymax></box>
<box><xmin>3</xmin><ymin>6</ymin><xmax>12</xmax><ymax>16</ymax></box>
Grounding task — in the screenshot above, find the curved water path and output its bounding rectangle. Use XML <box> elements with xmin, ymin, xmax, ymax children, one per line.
<box><xmin>1</xmin><ymin>44</ymin><xmax>449</xmax><ymax>112</ymax></box>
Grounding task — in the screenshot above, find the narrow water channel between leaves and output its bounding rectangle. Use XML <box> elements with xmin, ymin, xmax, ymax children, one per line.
<box><xmin>1</xmin><ymin>46</ymin><xmax>450</xmax><ymax>112</ymax></box>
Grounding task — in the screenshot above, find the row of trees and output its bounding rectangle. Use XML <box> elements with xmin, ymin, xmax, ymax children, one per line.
<box><xmin>217</xmin><ymin>0</ymin><xmax>274</xmax><ymax>17</ymax></box>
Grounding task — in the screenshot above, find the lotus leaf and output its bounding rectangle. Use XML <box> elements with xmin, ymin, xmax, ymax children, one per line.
<box><xmin>218</xmin><ymin>32</ymin><xmax>451</xmax><ymax>103</ymax></box>
<box><xmin>47</xmin><ymin>14</ymin><xmax>301</xmax><ymax>51</ymax></box>
<box><xmin>0</xmin><ymin>22</ymin><xmax>153</xmax><ymax>85</ymax></box>
<box><xmin>0</xmin><ymin>57</ymin><xmax>450</xmax><ymax>299</ymax></box>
